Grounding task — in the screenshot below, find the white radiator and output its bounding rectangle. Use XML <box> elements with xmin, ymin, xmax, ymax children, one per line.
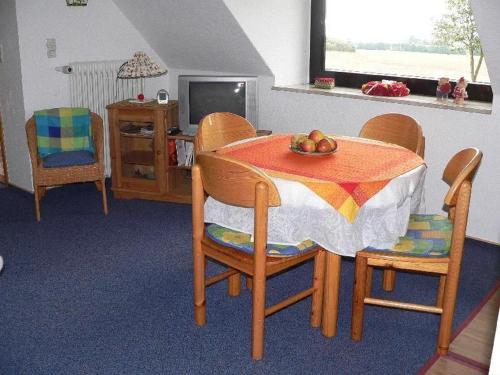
<box><xmin>69</xmin><ymin>60</ymin><xmax>143</xmax><ymax>176</ymax></box>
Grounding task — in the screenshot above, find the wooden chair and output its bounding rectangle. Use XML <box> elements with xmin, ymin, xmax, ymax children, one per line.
<box><xmin>351</xmin><ymin>148</ymin><xmax>482</xmax><ymax>355</ymax></box>
<box><xmin>194</xmin><ymin>112</ymin><xmax>257</xmax><ymax>152</ymax></box>
<box><xmin>194</xmin><ymin>112</ymin><xmax>258</xmax><ymax>291</ymax></box>
<box><xmin>359</xmin><ymin>113</ymin><xmax>425</xmax><ymax>289</ymax></box>
<box><xmin>359</xmin><ymin>113</ymin><xmax>425</xmax><ymax>158</ymax></box>
<box><xmin>192</xmin><ymin>152</ymin><xmax>326</xmax><ymax>360</ymax></box>
<box><xmin>26</xmin><ymin>112</ymin><xmax>108</xmax><ymax>221</ymax></box>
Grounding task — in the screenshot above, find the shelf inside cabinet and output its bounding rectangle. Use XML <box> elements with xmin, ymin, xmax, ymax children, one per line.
<box><xmin>122</xmin><ymin>151</ymin><xmax>155</xmax><ymax>165</ymax></box>
<box><xmin>167</xmin><ymin>168</ymin><xmax>191</xmax><ymax>196</ymax></box>
<box><xmin>120</xmin><ymin>132</ymin><xmax>154</xmax><ymax>139</ymax></box>
<box><xmin>119</xmin><ymin>122</ymin><xmax>154</xmax><ymax>137</ymax></box>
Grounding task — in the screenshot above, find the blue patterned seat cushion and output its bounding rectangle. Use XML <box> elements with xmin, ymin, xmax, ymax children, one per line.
<box><xmin>367</xmin><ymin>214</ymin><xmax>453</xmax><ymax>257</ymax></box>
<box><xmin>205</xmin><ymin>224</ymin><xmax>317</xmax><ymax>257</ymax></box>
<box><xmin>42</xmin><ymin>150</ymin><xmax>95</xmax><ymax>168</ymax></box>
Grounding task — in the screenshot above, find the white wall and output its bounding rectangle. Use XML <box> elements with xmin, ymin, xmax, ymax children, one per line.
<box><xmin>113</xmin><ymin>0</ymin><xmax>272</xmax><ymax>76</ymax></box>
<box><xmin>0</xmin><ymin>0</ymin><xmax>26</xmax><ymax>187</ymax></box>
<box><xmin>224</xmin><ymin>0</ymin><xmax>310</xmax><ymax>85</ymax></box>
<box><xmin>224</xmin><ymin>0</ymin><xmax>500</xmax><ymax>243</ymax></box>
<box><xmin>8</xmin><ymin>0</ymin><xmax>169</xmax><ymax>190</ymax></box>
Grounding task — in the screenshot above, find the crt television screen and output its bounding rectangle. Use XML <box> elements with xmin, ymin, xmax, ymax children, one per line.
<box><xmin>189</xmin><ymin>82</ymin><xmax>246</xmax><ymax>125</ymax></box>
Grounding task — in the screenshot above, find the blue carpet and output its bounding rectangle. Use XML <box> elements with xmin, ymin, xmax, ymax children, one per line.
<box><xmin>0</xmin><ymin>182</ymin><xmax>498</xmax><ymax>374</ymax></box>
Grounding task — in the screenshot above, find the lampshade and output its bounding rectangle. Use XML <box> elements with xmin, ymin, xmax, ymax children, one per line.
<box><xmin>117</xmin><ymin>52</ymin><xmax>167</xmax><ymax>79</ymax></box>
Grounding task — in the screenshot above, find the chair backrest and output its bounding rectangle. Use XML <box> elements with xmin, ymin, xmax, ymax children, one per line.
<box><xmin>359</xmin><ymin>113</ymin><xmax>425</xmax><ymax>157</ymax></box>
<box><xmin>442</xmin><ymin>148</ymin><xmax>481</xmax><ymax>266</ymax></box>
<box><xmin>442</xmin><ymin>148</ymin><xmax>482</xmax><ymax>207</ymax></box>
<box><xmin>195</xmin><ymin>112</ymin><xmax>257</xmax><ymax>152</ymax></box>
<box><xmin>194</xmin><ymin>152</ymin><xmax>280</xmax><ymax>208</ymax></box>
<box><xmin>192</xmin><ymin>152</ymin><xmax>280</xmax><ymax>253</ymax></box>
<box><xmin>26</xmin><ymin>112</ymin><xmax>103</xmax><ymax>161</ymax></box>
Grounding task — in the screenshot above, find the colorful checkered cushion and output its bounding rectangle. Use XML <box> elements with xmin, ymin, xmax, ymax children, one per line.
<box><xmin>368</xmin><ymin>214</ymin><xmax>453</xmax><ymax>257</ymax></box>
<box><xmin>205</xmin><ymin>224</ymin><xmax>317</xmax><ymax>257</ymax></box>
<box><xmin>35</xmin><ymin>108</ymin><xmax>94</xmax><ymax>158</ymax></box>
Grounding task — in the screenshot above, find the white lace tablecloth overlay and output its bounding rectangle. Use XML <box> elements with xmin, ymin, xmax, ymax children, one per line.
<box><xmin>203</xmin><ymin>139</ymin><xmax>427</xmax><ymax>257</ymax></box>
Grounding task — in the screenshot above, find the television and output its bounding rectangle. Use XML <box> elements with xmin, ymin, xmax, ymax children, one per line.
<box><xmin>178</xmin><ymin>75</ymin><xmax>258</xmax><ymax>136</ymax></box>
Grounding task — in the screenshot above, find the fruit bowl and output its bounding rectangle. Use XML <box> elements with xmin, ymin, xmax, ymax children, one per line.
<box><xmin>289</xmin><ymin>144</ymin><xmax>337</xmax><ymax>156</ymax></box>
<box><xmin>290</xmin><ymin>131</ymin><xmax>338</xmax><ymax>156</ymax></box>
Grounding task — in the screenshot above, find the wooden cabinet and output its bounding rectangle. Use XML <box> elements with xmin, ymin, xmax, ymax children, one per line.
<box><xmin>107</xmin><ymin>100</ymin><xmax>191</xmax><ymax>203</ymax></box>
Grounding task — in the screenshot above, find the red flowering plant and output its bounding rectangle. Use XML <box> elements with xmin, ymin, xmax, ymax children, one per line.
<box><xmin>314</xmin><ymin>77</ymin><xmax>335</xmax><ymax>89</ymax></box>
<box><xmin>361</xmin><ymin>80</ymin><xmax>410</xmax><ymax>97</ymax></box>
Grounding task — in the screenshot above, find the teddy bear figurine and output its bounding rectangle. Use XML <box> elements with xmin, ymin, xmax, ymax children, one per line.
<box><xmin>436</xmin><ymin>77</ymin><xmax>452</xmax><ymax>101</ymax></box>
<box><xmin>453</xmin><ymin>77</ymin><xmax>468</xmax><ymax>105</ymax></box>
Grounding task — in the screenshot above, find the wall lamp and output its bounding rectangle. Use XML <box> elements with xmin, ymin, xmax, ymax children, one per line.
<box><xmin>66</xmin><ymin>0</ymin><xmax>87</xmax><ymax>6</ymax></box>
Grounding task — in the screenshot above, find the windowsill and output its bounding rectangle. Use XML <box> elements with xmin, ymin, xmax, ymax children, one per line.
<box><xmin>272</xmin><ymin>84</ymin><xmax>492</xmax><ymax>115</ymax></box>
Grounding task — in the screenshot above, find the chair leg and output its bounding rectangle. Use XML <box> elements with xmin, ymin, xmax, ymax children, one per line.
<box><xmin>436</xmin><ymin>275</ymin><xmax>446</xmax><ymax>308</ymax></box>
<box><xmin>94</xmin><ymin>180</ymin><xmax>102</xmax><ymax>191</ymax></box>
<box><xmin>228</xmin><ymin>272</ymin><xmax>241</xmax><ymax>297</ymax></box>
<box><xmin>382</xmin><ymin>270</ymin><xmax>396</xmax><ymax>291</ymax></box>
<box><xmin>351</xmin><ymin>256</ymin><xmax>368</xmax><ymax>341</ymax></box>
<box><xmin>437</xmin><ymin>274</ymin><xmax>460</xmax><ymax>355</ymax></box>
<box><xmin>251</xmin><ymin>254</ymin><xmax>267</xmax><ymax>360</ymax></box>
<box><xmin>193</xmin><ymin>245</ymin><xmax>206</xmax><ymax>326</ymax></box>
<box><xmin>100</xmin><ymin>179</ymin><xmax>108</xmax><ymax>215</ymax></box>
<box><xmin>34</xmin><ymin>186</ymin><xmax>41</xmax><ymax>222</ymax></box>
<box><xmin>311</xmin><ymin>249</ymin><xmax>326</xmax><ymax>328</ymax></box>
<box><xmin>38</xmin><ymin>186</ymin><xmax>46</xmax><ymax>199</ymax></box>
<box><xmin>321</xmin><ymin>252</ymin><xmax>341</xmax><ymax>337</ymax></box>
<box><xmin>246</xmin><ymin>276</ymin><xmax>253</xmax><ymax>291</ymax></box>
<box><xmin>365</xmin><ymin>266</ymin><xmax>373</xmax><ymax>298</ymax></box>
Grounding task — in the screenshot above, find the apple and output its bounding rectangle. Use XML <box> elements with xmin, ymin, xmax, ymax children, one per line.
<box><xmin>291</xmin><ymin>134</ymin><xmax>307</xmax><ymax>148</ymax></box>
<box><xmin>326</xmin><ymin>137</ymin><xmax>337</xmax><ymax>150</ymax></box>
<box><xmin>300</xmin><ymin>139</ymin><xmax>316</xmax><ymax>153</ymax></box>
<box><xmin>316</xmin><ymin>138</ymin><xmax>333</xmax><ymax>153</ymax></box>
<box><xmin>308</xmin><ymin>130</ymin><xmax>325</xmax><ymax>144</ymax></box>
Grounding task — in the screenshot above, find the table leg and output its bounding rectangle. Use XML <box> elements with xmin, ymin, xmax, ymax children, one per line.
<box><xmin>321</xmin><ymin>252</ymin><xmax>341</xmax><ymax>337</ymax></box>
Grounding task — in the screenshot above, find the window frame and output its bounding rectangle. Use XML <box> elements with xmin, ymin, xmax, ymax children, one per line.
<box><xmin>309</xmin><ymin>0</ymin><xmax>493</xmax><ymax>103</ymax></box>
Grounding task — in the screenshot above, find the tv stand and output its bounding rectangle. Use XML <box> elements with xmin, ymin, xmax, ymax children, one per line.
<box><xmin>107</xmin><ymin>100</ymin><xmax>192</xmax><ymax>203</ymax></box>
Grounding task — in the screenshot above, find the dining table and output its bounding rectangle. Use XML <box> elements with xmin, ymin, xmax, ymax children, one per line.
<box><xmin>203</xmin><ymin>133</ymin><xmax>427</xmax><ymax>337</ymax></box>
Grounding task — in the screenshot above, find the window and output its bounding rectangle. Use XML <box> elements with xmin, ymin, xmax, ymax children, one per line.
<box><xmin>310</xmin><ymin>0</ymin><xmax>492</xmax><ymax>102</ymax></box>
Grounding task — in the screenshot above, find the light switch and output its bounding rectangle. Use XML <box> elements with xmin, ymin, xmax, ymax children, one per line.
<box><xmin>46</xmin><ymin>38</ymin><xmax>56</xmax><ymax>58</ymax></box>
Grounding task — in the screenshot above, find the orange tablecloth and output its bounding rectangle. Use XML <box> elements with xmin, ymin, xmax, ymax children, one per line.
<box><xmin>218</xmin><ymin>134</ymin><xmax>425</xmax><ymax>222</ymax></box>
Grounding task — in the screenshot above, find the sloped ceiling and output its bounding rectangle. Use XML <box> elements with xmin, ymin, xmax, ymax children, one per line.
<box><xmin>112</xmin><ymin>0</ymin><xmax>272</xmax><ymax>76</ymax></box>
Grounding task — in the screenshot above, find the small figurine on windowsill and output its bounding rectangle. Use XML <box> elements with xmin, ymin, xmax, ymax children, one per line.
<box><xmin>453</xmin><ymin>77</ymin><xmax>468</xmax><ymax>105</ymax></box>
<box><xmin>436</xmin><ymin>77</ymin><xmax>452</xmax><ymax>101</ymax></box>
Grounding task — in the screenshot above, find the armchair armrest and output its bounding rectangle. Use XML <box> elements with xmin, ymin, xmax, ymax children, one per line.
<box><xmin>25</xmin><ymin>117</ymin><xmax>41</xmax><ymax>170</ymax></box>
<box><xmin>90</xmin><ymin>113</ymin><xmax>104</xmax><ymax>164</ymax></box>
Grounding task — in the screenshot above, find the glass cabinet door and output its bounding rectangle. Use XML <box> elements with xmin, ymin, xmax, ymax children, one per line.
<box><xmin>119</xmin><ymin>121</ymin><xmax>156</xmax><ymax>180</ymax></box>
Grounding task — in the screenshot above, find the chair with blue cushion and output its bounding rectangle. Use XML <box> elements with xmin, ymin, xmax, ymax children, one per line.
<box><xmin>26</xmin><ymin>108</ymin><xmax>108</xmax><ymax>221</ymax></box>
<box><xmin>192</xmin><ymin>152</ymin><xmax>326</xmax><ymax>360</ymax></box>
<box><xmin>360</xmin><ymin>113</ymin><xmax>426</xmax><ymax>290</ymax></box>
<box><xmin>351</xmin><ymin>148</ymin><xmax>482</xmax><ymax>355</ymax></box>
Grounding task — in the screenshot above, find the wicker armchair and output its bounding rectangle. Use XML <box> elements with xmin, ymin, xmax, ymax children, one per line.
<box><xmin>26</xmin><ymin>112</ymin><xmax>108</xmax><ymax>221</ymax></box>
